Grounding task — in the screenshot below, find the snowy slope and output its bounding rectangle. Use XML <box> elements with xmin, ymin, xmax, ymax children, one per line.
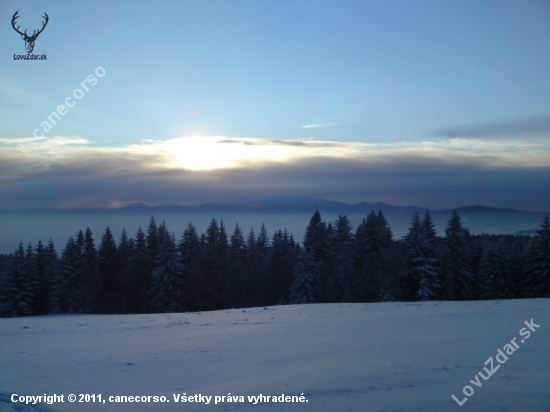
<box><xmin>1</xmin><ymin>300</ymin><xmax>549</xmax><ymax>412</ymax></box>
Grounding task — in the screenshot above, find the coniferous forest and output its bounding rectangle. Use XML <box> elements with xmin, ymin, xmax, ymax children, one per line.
<box><xmin>1</xmin><ymin>210</ymin><xmax>549</xmax><ymax>317</ymax></box>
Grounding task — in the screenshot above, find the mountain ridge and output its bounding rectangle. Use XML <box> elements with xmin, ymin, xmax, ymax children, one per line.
<box><xmin>3</xmin><ymin>198</ymin><xmax>547</xmax><ymax>215</ymax></box>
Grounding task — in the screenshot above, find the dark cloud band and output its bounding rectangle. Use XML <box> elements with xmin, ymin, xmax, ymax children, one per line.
<box><xmin>434</xmin><ymin>115</ymin><xmax>550</xmax><ymax>139</ymax></box>
<box><xmin>0</xmin><ymin>147</ymin><xmax>548</xmax><ymax>211</ymax></box>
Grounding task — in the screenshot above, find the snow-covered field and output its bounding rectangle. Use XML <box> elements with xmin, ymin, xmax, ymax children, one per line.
<box><xmin>1</xmin><ymin>299</ymin><xmax>548</xmax><ymax>412</ymax></box>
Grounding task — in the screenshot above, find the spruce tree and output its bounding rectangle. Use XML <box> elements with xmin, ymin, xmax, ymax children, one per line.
<box><xmin>244</xmin><ymin>225</ymin><xmax>268</xmax><ymax>306</ymax></box>
<box><xmin>419</xmin><ymin>211</ymin><xmax>443</xmax><ymax>300</ymax></box>
<box><xmin>50</xmin><ymin>237</ymin><xmax>80</xmax><ymax>313</ymax></box>
<box><xmin>33</xmin><ymin>240</ymin><xmax>50</xmax><ymax>314</ymax></box>
<box><xmin>269</xmin><ymin>229</ymin><xmax>297</xmax><ymax>304</ymax></box>
<box><xmin>403</xmin><ymin>212</ymin><xmax>441</xmax><ymax>301</ymax></box>
<box><xmin>0</xmin><ymin>242</ymin><xmax>33</xmax><ymax>317</ymax></box>
<box><xmin>80</xmin><ymin>228</ymin><xmax>100</xmax><ymax>312</ymax></box>
<box><xmin>206</xmin><ymin>218</ymin><xmax>220</xmax><ymax>253</ymax></box>
<box><xmin>509</xmin><ymin>240</ymin><xmax>526</xmax><ymax>298</ymax></box>
<box><xmin>303</xmin><ymin>208</ymin><xmax>328</xmax><ymax>262</ymax></box>
<box><xmin>256</xmin><ymin>223</ymin><xmax>270</xmax><ymax>258</ymax></box>
<box><xmin>354</xmin><ymin>211</ymin><xmax>391</xmax><ymax>301</ymax></box>
<box><xmin>25</xmin><ymin>242</ymin><xmax>42</xmax><ymax>315</ymax></box>
<box><xmin>230</xmin><ymin>223</ymin><xmax>247</xmax><ymax>262</ymax></box>
<box><xmin>376</xmin><ymin>210</ymin><xmax>393</xmax><ymax>249</ymax></box>
<box><xmin>478</xmin><ymin>244</ymin><xmax>513</xmax><ymax>300</ymax></box>
<box><xmin>443</xmin><ymin>211</ymin><xmax>473</xmax><ymax>300</ymax></box>
<box><xmin>149</xmin><ymin>231</ymin><xmax>185</xmax><ymax>312</ymax></box>
<box><xmin>289</xmin><ymin>251</ymin><xmax>319</xmax><ymax>304</ymax></box>
<box><xmin>146</xmin><ymin>217</ymin><xmax>160</xmax><ymax>264</ymax></box>
<box><xmin>230</xmin><ymin>224</ymin><xmax>250</xmax><ymax>307</ymax></box>
<box><xmin>43</xmin><ymin>239</ymin><xmax>58</xmax><ymax>313</ymax></box>
<box><xmin>98</xmin><ymin>226</ymin><xmax>120</xmax><ymax>312</ymax></box>
<box><xmin>179</xmin><ymin>222</ymin><xmax>204</xmax><ymax>311</ymax></box>
<box><xmin>523</xmin><ymin>216</ymin><xmax>550</xmax><ymax>297</ymax></box>
<box><xmin>219</xmin><ymin>221</ymin><xmax>230</xmax><ymax>256</ymax></box>
<box><xmin>246</xmin><ymin>227</ymin><xmax>256</xmax><ymax>261</ymax></box>
<box><xmin>203</xmin><ymin>218</ymin><xmax>232</xmax><ymax>309</ymax></box>
<box><xmin>123</xmin><ymin>227</ymin><xmax>151</xmax><ymax>312</ymax></box>
<box><xmin>216</xmin><ymin>220</ymin><xmax>232</xmax><ymax>308</ymax></box>
<box><xmin>118</xmin><ymin>229</ymin><xmax>131</xmax><ymax>268</ymax></box>
<box><xmin>328</xmin><ymin>215</ymin><xmax>355</xmax><ymax>302</ymax></box>
<box><xmin>179</xmin><ymin>222</ymin><xmax>200</xmax><ymax>266</ymax></box>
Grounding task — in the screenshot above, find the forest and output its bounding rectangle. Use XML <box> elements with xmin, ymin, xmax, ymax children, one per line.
<box><xmin>1</xmin><ymin>209</ymin><xmax>549</xmax><ymax>317</ymax></box>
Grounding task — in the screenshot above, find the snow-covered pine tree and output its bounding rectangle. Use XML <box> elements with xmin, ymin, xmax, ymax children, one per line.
<box><xmin>79</xmin><ymin>228</ymin><xmax>100</xmax><ymax>312</ymax></box>
<box><xmin>148</xmin><ymin>230</ymin><xmax>185</xmax><ymax>313</ymax></box>
<box><xmin>178</xmin><ymin>222</ymin><xmax>207</xmax><ymax>311</ymax></box>
<box><xmin>443</xmin><ymin>210</ymin><xmax>473</xmax><ymax>300</ymax></box>
<box><xmin>179</xmin><ymin>222</ymin><xmax>200</xmax><ymax>266</ymax></box>
<box><xmin>303</xmin><ymin>208</ymin><xmax>328</xmax><ymax>262</ymax></box>
<box><xmin>215</xmin><ymin>220</ymin><xmax>232</xmax><ymax>308</ymax></box>
<box><xmin>419</xmin><ymin>211</ymin><xmax>442</xmax><ymax>300</ymax></box>
<box><xmin>50</xmin><ymin>237</ymin><xmax>80</xmax><ymax>313</ymax></box>
<box><xmin>206</xmin><ymin>218</ymin><xmax>220</xmax><ymax>253</ymax></box>
<box><xmin>43</xmin><ymin>239</ymin><xmax>58</xmax><ymax>313</ymax></box>
<box><xmin>328</xmin><ymin>215</ymin><xmax>355</xmax><ymax>302</ymax></box>
<box><xmin>509</xmin><ymin>240</ymin><xmax>527</xmax><ymax>298</ymax></box>
<box><xmin>477</xmin><ymin>244</ymin><xmax>513</xmax><ymax>300</ymax></box>
<box><xmin>157</xmin><ymin>220</ymin><xmax>168</xmax><ymax>255</ymax></box>
<box><xmin>354</xmin><ymin>212</ymin><xmax>375</xmax><ymax>301</ymax></box>
<box><xmin>202</xmin><ymin>218</ymin><xmax>232</xmax><ymax>309</ymax></box>
<box><xmin>0</xmin><ymin>242</ymin><xmax>33</xmax><ymax>317</ymax></box>
<box><xmin>376</xmin><ymin>210</ymin><xmax>393</xmax><ymax>249</ymax></box>
<box><xmin>118</xmin><ymin>229</ymin><xmax>131</xmax><ymax>268</ymax></box>
<box><xmin>24</xmin><ymin>242</ymin><xmax>42</xmax><ymax>315</ymax></box>
<box><xmin>269</xmin><ymin>229</ymin><xmax>297</xmax><ymax>304</ymax></box>
<box><xmin>403</xmin><ymin>212</ymin><xmax>441</xmax><ymax>301</ymax></box>
<box><xmin>229</xmin><ymin>223</ymin><xmax>249</xmax><ymax>307</ymax></box>
<box><xmin>98</xmin><ymin>226</ymin><xmax>120</xmax><ymax>312</ymax></box>
<box><xmin>469</xmin><ymin>241</ymin><xmax>484</xmax><ymax>300</ymax></box>
<box><xmin>256</xmin><ymin>224</ymin><xmax>270</xmax><ymax>257</ymax></box>
<box><xmin>403</xmin><ymin>213</ymin><xmax>423</xmax><ymax>300</ymax></box>
<box><xmin>246</xmin><ymin>227</ymin><xmax>256</xmax><ymax>261</ymax></box>
<box><xmin>354</xmin><ymin>210</ymin><xmax>393</xmax><ymax>301</ymax></box>
<box><xmin>123</xmin><ymin>227</ymin><xmax>152</xmax><ymax>312</ymax></box>
<box><xmin>33</xmin><ymin>240</ymin><xmax>49</xmax><ymax>314</ymax></box>
<box><xmin>289</xmin><ymin>250</ymin><xmax>319</xmax><ymax>304</ymax></box>
<box><xmin>355</xmin><ymin>210</ymin><xmax>393</xmax><ymax>258</ymax></box>
<box><xmin>230</xmin><ymin>223</ymin><xmax>247</xmax><ymax>262</ymax></box>
<box><xmin>146</xmin><ymin>216</ymin><xmax>160</xmax><ymax>264</ymax></box>
<box><xmin>246</xmin><ymin>225</ymin><xmax>269</xmax><ymax>307</ymax></box>
<box><xmin>523</xmin><ymin>216</ymin><xmax>550</xmax><ymax>297</ymax></box>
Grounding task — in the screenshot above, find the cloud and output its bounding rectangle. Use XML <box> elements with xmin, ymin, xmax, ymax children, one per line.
<box><xmin>0</xmin><ymin>135</ymin><xmax>548</xmax><ymax>211</ymax></box>
<box><xmin>217</xmin><ymin>138</ymin><xmax>345</xmax><ymax>148</ymax></box>
<box><xmin>433</xmin><ymin>115</ymin><xmax>550</xmax><ymax>139</ymax></box>
<box><xmin>0</xmin><ymin>136</ymin><xmax>92</xmax><ymax>149</ymax></box>
<box><xmin>302</xmin><ymin>123</ymin><xmax>334</xmax><ymax>129</ymax></box>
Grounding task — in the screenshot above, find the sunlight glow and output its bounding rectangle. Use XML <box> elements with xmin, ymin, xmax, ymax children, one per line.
<box><xmin>148</xmin><ymin>136</ymin><xmax>349</xmax><ymax>170</ymax></box>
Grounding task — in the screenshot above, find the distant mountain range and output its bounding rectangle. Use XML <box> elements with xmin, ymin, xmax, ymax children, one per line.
<box><xmin>1</xmin><ymin>198</ymin><xmax>547</xmax><ymax>238</ymax></box>
<box><xmin>9</xmin><ymin>197</ymin><xmax>547</xmax><ymax>216</ymax></box>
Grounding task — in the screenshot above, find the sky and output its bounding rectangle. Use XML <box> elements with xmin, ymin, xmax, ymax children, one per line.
<box><xmin>0</xmin><ymin>0</ymin><xmax>549</xmax><ymax>211</ymax></box>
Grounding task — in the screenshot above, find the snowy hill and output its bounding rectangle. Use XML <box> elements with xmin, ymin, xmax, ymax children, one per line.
<box><xmin>1</xmin><ymin>300</ymin><xmax>549</xmax><ymax>412</ymax></box>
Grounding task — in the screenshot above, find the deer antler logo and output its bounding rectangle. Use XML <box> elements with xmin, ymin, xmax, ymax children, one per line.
<box><xmin>11</xmin><ymin>10</ymin><xmax>49</xmax><ymax>54</ymax></box>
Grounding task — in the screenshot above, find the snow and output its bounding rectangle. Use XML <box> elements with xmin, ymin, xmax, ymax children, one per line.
<box><xmin>1</xmin><ymin>300</ymin><xmax>549</xmax><ymax>412</ymax></box>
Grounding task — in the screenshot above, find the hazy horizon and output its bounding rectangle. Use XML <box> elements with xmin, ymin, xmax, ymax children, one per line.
<box><xmin>1</xmin><ymin>196</ymin><xmax>550</xmax><ymax>213</ymax></box>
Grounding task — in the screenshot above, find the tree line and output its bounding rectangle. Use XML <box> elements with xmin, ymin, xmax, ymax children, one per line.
<box><xmin>1</xmin><ymin>210</ymin><xmax>548</xmax><ymax>317</ymax></box>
